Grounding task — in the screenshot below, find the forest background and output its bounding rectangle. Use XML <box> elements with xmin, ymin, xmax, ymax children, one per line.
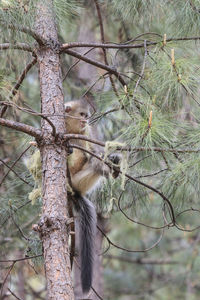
<box><xmin>1</xmin><ymin>0</ymin><xmax>200</xmax><ymax>299</ymax></box>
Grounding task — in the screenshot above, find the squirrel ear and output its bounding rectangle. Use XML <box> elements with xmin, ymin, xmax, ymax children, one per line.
<box><xmin>65</xmin><ymin>105</ymin><xmax>72</xmax><ymax>113</ymax></box>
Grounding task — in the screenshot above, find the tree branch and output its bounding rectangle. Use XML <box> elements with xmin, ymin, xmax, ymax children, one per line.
<box><xmin>7</xmin><ymin>288</ymin><xmax>23</xmax><ymax>300</ymax></box>
<box><xmin>0</xmin><ymin>145</ymin><xmax>32</xmax><ymax>186</ymax></box>
<box><xmin>0</xmin><ymin>118</ymin><xmax>42</xmax><ymax>139</ymax></box>
<box><xmin>61</xmin><ymin>36</ymin><xmax>200</xmax><ymax>51</ymax></box>
<box><xmin>0</xmin><ymin>57</ymin><xmax>37</xmax><ymax>118</ymax></box>
<box><xmin>63</xmin><ymin>133</ymin><xmax>200</xmax><ymax>154</ymax></box>
<box><xmin>0</xmin><ymin>42</ymin><xmax>33</xmax><ymax>52</ymax></box>
<box><xmin>0</xmin><ymin>158</ymin><xmax>32</xmax><ymax>186</ymax></box>
<box><xmin>93</xmin><ymin>0</ymin><xmax>119</xmax><ymax>97</ymax></box>
<box><xmin>97</xmin><ymin>225</ymin><xmax>164</xmax><ymax>253</ymax></box>
<box><xmin>63</xmin><ymin>49</ymin><xmax>127</xmax><ymax>86</ymax></box>
<box><xmin>1</xmin><ymin>22</ymin><xmax>45</xmax><ymax>45</ymax></box>
<box><xmin>0</xmin><ymin>254</ymin><xmax>42</xmax><ymax>263</ymax></box>
<box><xmin>11</xmin><ymin>57</ymin><xmax>37</xmax><ymax>97</ymax></box>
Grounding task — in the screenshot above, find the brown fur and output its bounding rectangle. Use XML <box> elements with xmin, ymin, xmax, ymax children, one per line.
<box><xmin>65</xmin><ymin>100</ymin><xmax>108</xmax><ymax>195</ymax></box>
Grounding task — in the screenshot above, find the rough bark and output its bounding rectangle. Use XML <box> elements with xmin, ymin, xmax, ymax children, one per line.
<box><xmin>34</xmin><ymin>1</ymin><xmax>74</xmax><ymax>299</ymax></box>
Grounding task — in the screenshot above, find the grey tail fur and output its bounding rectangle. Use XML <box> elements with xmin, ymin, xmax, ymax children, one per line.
<box><xmin>73</xmin><ymin>191</ymin><xmax>96</xmax><ymax>293</ymax></box>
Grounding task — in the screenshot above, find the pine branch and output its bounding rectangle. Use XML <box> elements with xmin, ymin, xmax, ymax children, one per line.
<box><xmin>1</xmin><ymin>22</ymin><xmax>45</xmax><ymax>45</ymax></box>
<box><xmin>1</xmin><ymin>57</ymin><xmax>37</xmax><ymax>118</ymax></box>
<box><xmin>69</xmin><ymin>142</ymin><xmax>175</xmax><ymax>224</ymax></box>
<box><xmin>64</xmin><ymin>134</ymin><xmax>200</xmax><ymax>154</ymax></box>
<box><xmin>61</xmin><ymin>36</ymin><xmax>200</xmax><ymax>51</ymax></box>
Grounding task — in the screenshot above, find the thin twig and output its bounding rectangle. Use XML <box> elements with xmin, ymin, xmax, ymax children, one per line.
<box><xmin>136</xmin><ymin>168</ymin><xmax>168</xmax><ymax>179</ymax></box>
<box><xmin>1</xmin><ymin>201</ymin><xmax>32</xmax><ymax>228</ymax></box>
<box><xmin>0</xmin><ymin>158</ymin><xmax>33</xmax><ymax>186</ymax></box>
<box><xmin>63</xmin><ymin>48</ymin><xmax>127</xmax><ymax>86</ymax></box>
<box><xmin>118</xmin><ymin>188</ymin><xmax>172</xmax><ymax>230</ymax></box>
<box><xmin>69</xmin><ymin>142</ymin><xmax>175</xmax><ymax>224</ymax></box>
<box><xmin>132</xmin><ymin>40</ymin><xmax>147</xmax><ymax>101</ymax></box>
<box><xmin>0</xmin><ymin>262</ymin><xmax>15</xmax><ymax>298</ymax></box>
<box><xmin>0</xmin><ymin>254</ymin><xmax>42</xmax><ymax>263</ymax></box>
<box><xmin>62</xmin><ymin>47</ymin><xmax>95</xmax><ymax>81</ymax></box>
<box><xmin>10</xmin><ymin>208</ymin><xmax>30</xmax><ymax>241</ymax></box>
<box><xmin>93</xmin><ymin>0</ymin><xmax>119</xmax><ymax>97</ymax></box>
<box><xmin>97</xmin><ymin>224</ymin><xmax>164</xmax><ymax>253</ymax></box>
<box><xmin>0</xmin><ymin>57</ymin><xmax>37</xmax><ymax>118</ymax></box>
<box><xmin>0</xmin><ymin>145</ymin><xmax>32</xmax><ymax>186</ymax></box>
<box><xmin>11</xmin><ymin>57</ymin><xmax>37</xmax><ymax>97</ymax></box>
<box><xmin>0</xmin><ymin>102</ymin><xmax>57</xmax><ymax>136</ymax></box>
<box><xmin>8</xmin><ymin>288</ymin><xmax>23</xmax><ymax>300</ymax></box>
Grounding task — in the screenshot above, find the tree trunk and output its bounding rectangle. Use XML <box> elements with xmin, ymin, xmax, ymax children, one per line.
<box><xmin>34</xmin><ymin>1</ymin><xmax>74</xmax><ymax>299</ymax></box>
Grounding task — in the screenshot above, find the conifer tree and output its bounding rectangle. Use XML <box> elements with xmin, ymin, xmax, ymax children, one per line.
<box><xmin>1</xmin><ymin>1</ymin><xmax>200</xmax><ymax>299</ymax></box>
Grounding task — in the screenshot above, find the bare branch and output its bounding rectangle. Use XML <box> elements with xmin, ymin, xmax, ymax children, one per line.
<box><xmin>0</xmin><ymin>42</ymin><xmax>33</xmax><ymax>52</ymax></box>
<box><xmin>0</xmin><ymin>102</ymin><xmax>56</xmax><ymax>135</ymax></box>
<box><xmin>61</xmin><ymin>36</ymin><xmax>200</xmax><ymax>51</ymax></box>
<box><xmin>0</xmin><ymin>254</ymin><xmax>42</xmax><ymax>263</ymax></box>
<box><xmin>63</xmin><ymin>47</ymin><xmax>95</xmax><ymax>81</ymax></box>
<box><xmin>0</xmin><ymin>145</ymin><xmax>32</xmax><ymax>186</ymax></box>
<box><xmin>63</xmin><ymin>49</ymin><xmax>127</xmax><ymax>86</ymax></box>
<box><xmin>64</xmin><ymin>133</ymin><xmax>105</xmax><ymax>147</ymax></box>
<box><xmin>0</xmin><ymin>262</ymin><xmax>15</xmax><ymax>298</ymax></box>
<box><xmin>0</xmin><ymin>158</ymin><xmax>32</xmax><ymax>186</ymax></box>
<box><xmin>93</xmin><ymin>0</ymin><xmax>119</xmax><ymax>97</ymax></box>
<box><xmin>118</xmin><ymin>187</ymin><xmax>172</xmax><ymax>230</ymax></box>
<box><xmin>1</xmin><ymin>57</ymin><xmax>37</xmax><ymax>118</ymax></box>
<box><xmin>0</xmin><ymin>118</ymin><xmax>42</xmax><ymax>138</ymax></box>
<box><xmin>11</xmin><ymin>57</ymin><xmax>37</xmax><ymax>97</ymax></box>
<box><xmin>132</xmin><ymin>40</ymin><xmax>147</xmax><ymax>100</ymax></box>
<box><xmin>97</xmin><ymin>224</ymin><xmax>164</xmax><ymax>253</ymax></box>
<box><xmin>8</xmin><ymin>288</ymin><xmax>23</xmax><ymax>300</ymax></box>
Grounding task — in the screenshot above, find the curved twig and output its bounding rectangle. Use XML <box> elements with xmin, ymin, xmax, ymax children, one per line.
<box><xmin>97</xmin><ymin>224</ymin><xmax>164</xmax><ymax>253</ymax></box>
<box><xmin>63</xmin><ymin>48</ymin><xmax>127</xmax><ymax>86</ymax></box>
